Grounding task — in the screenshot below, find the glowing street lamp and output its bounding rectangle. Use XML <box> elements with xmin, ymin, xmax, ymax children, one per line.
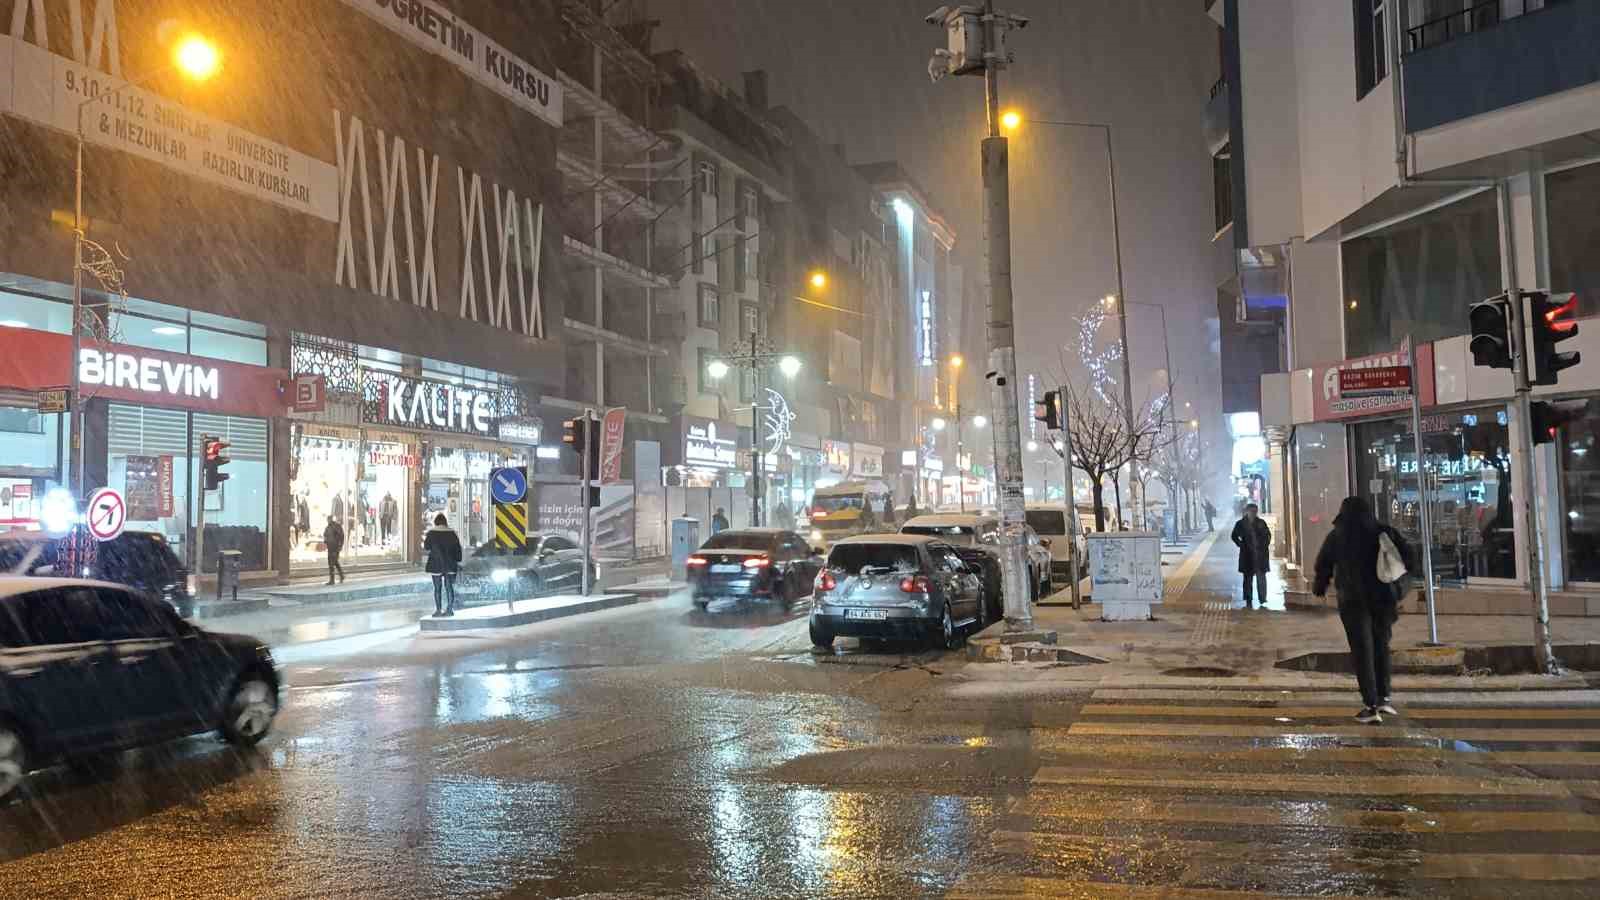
<box><xmin>808</xmin><ymin>270</ymin><xmax>828</xmax><ymax>290</ymax></box>
<box><xmin>706</xmin><ymin>359</ymin><xmax>731</xmax><ymax>380</ymax></box>
<box><xmin>972</xmin><ymin>415</ymin><xmax>988</xmax><ymax>429</ymax></box>
<box><xmin>930</xmin><ymin>417</ymin><xmax>947</xmax><ymax>432</ymax></box>
<box><xmin>948</xmin><ymin>353</ymin><xmax>963</xmax><ymax>369</ymax></box>
<box><xmin>778</xmin><ymin>355</ymin><xmax>802</xmax><ymax>378</ymax></box>
<box><xmin>1000</xmin><ymin>109</ymin><xmax>1023</xmax><ymax>132</ymax></box>
<box><xmin>173</xmin><ymin>34</ymin><xmax>222</xmax><ymax>81</ymax></box>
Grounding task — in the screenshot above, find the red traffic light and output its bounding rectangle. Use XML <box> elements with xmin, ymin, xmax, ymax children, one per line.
<box><xmin>1544</xmin><ymin>293</ymin><xmax>1579</xmax><ymax>335</ymax></box>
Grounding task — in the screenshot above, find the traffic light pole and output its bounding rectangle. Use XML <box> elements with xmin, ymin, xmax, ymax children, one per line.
<box><xmin>1405</xmin><ymin>334</ymin><xmax>1439</xmax><ymax>644</ymax></box>
<box><xmin>1506</xmin><ymin>292</ymin><xmax>1560</xmax><ymax>674</ymax></box>
<box><xmin>1058</xmin><ymin>387</ymin><xmax>1082</xmax><ymax>609</ymax></box>
<box><xmin>581</xmin><ymin>410</ymin><xmax>594</xmax><ymax>598</ymax></box>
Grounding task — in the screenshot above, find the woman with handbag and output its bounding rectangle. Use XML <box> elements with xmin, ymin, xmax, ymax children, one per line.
<box><xmin>1312</xmin><ymin>496</ymin><xmax>1414</xmax><ymax>724</ymax></box>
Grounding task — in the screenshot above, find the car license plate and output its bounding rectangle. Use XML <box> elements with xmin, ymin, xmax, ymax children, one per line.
<box><xmin>843</xmin><ymin>608</ymin><xmax>888</xmax><ymax>621</ymax></box>
<box><xmin>711</xmin><ymin>564</ymin><xmax>741</xmax><ymax>573</ymax></box>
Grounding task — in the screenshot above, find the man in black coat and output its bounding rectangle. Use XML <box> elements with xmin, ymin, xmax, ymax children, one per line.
<box><xmin>1230</xmin><ymin>503</ymin><xmax>1271</xmax><ymax>608</ymax></box>
<box><xmin>323</xmin><ymin>515</ymin><xmax>346</xmax><ymax>585</ymax></box>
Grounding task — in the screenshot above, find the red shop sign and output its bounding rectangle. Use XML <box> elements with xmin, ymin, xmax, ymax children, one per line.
<box><xmin>0</xmin><ymin>326</ymin><xmax>288</xmax><ymax>418</ymax></box>
<box><xmin>1313</xmin><ymin>342</ymin><xmax>1435</xmax><ymax>422</ymax></box>
<box><xmin>1338</xmin><ymin>365</ymin><xmax>1411</xmax><ymax>397</ymax></box>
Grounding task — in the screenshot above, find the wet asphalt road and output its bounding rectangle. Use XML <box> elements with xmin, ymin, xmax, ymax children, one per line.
<box><xmin>3</xmin><ymin>591</ymin><xmax>1600</xmax><ymax>898</ymax></box>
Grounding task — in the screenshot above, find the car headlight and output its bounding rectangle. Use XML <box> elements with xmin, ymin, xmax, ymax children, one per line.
<box><xmin>811</xmin><ymin>529</ymin><xmax>823</xmax><ymax>543</ymax></box>
<box><xmin>490</xmin><ymin>568</ymin><xmax>516</xmax><ymax>584</ymax></box>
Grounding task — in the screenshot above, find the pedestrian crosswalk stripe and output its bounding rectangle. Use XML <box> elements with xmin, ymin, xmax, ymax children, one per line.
<box><xmin>1068</xmin><ymin>720</ymin><xmax>1600</xmax><ymax>742</ymax></box>
<box><xmin>985</xmin><ymin>833</ymin><xmax>1600</xmax><ymax>883</ymax></box>
<box><xmin>1034</xmin><ymin>742</ymin><xmax>1600</xmax><ymax>767</ymax></box>
<box><xmin>1080</xmin><ymin>703</ymin><xmax>1600</xmax><ymax>720</ymax></box>
<box><xmin>1091</xmin><ymin>687</ymin><xmax>1600</xmax><ymax>706</ymax></box>
<box><xmin>948</xmin><ymin>875</ymin><xmax>1390</xmax><ymax>900</ymax></box>
<box><xmin>1008</xmin><ymin>795</ymin><xmax>1600</xmax><ymax>834</ymax></box>
<box><xmin>1031</xmin><ymin>766</ymin><xmax>1598</xmax><ymax>798</ymax></box>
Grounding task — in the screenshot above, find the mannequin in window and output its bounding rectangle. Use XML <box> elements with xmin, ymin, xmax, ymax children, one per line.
<box><xmin>380</xmin><ymin>492</ymin><xmax>398</xmax><ymax>543</ymax></box>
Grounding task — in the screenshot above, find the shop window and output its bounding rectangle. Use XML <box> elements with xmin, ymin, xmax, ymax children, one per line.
<box><xmin>1352</xmin><ymin>406</ymin><xmax>1515</xmax><ymax>583</ymax></box>
<box><xmin>1559</xmin><ymin>400</ymin><xmax>1600</xmax><ymax>583</ymax></box>
<box><xmin>0</xmin><ymin>408</ymin><xmax>42</xmax><ymax>435</ymax></box>
<box><xmin>190</xmin><ymin>327</ymin><xmax>267</xmax><ymax>365</ymax></box>
<box><xmin>290</xmin><ymin>428</ymin><xmax>411</xmax><ymax>571</ymax></box>
<box><xmin>1546</xmin><ymin>161</ymin><xmax>1600</xmax><ymax>319</ymax></box>
<box><xmin>1341</xmin><ymin>189</ymin><xmax>1501</xmax><ymax>358</ymax></box>
<box><xmin>699</xmin><ymin>160</ymin><xmax>719</xmax><ymax>197</ymax></box>
<box><xmin>0</xmin><ymin>290</ymin><xmax>71</xmax><ymax>333</ymax></box>
<box><xmin>698</xmin><ymin>347</ymin><xmax>716</xmax><ymax>395</ymax></box>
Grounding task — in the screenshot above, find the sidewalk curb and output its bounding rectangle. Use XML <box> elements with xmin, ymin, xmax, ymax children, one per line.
<box><xmin>418</xmin><ymin>592</ymin><xmax>646</xmax><ymax>632</ymax></box>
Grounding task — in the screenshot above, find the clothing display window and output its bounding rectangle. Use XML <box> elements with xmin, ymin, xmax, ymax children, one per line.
<box><xmin>1351</xmin><ymin>406</ymin><xmax>1514</xmax><ymax>582</ymax></box>
<box><xmin>289</xmin><ymin>428</ymin><xmax>412</xmax><ymax>569</ymax></box>
<box><xmin>426</xmin><ymin>445</ymin><xmax>527</xmax><ymax>550</ymax></box>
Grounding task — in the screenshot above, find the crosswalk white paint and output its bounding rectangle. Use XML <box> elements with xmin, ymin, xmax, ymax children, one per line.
<box><xmin>950</xmin><ymin>681</ymin><xmax>1600</xmax><ymax>898</ymax></box>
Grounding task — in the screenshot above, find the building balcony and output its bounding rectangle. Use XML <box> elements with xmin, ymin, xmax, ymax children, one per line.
<box><xmin>562</xmin><ymin>317</ymin><xmax>669</xmax><ymax>357</ymax></box>
<box><xmin>557</xmin><ymin>149</ymin><xmax>665</xmax><ymax>224</ymax></box>
<box><xmin>558</xmin><ymin>69</ymin><xmax>659</xmax><ymax>156</ymax></box>
<box><xmin>1402</xmin><ymin>0</ymin><xmax>1598</xmax><ymax>133</ymax></box>
<box><xmin>562</xmin><ymin>234</ymin><xmax>671</xmax><ymax>290</ymax></box>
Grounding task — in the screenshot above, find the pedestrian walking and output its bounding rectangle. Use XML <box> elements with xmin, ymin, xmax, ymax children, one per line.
<box><xmin>774</xmin><ymin>500</ymin><xmax>794</xmax><ymax>531</ymax></box>
<box><xmin>881</xmin><ymin>493</ymin><xmax>896</xmax><ymax>526</ymax></box>
<box><xmin>711</xmin><ymin>507</ymin><xmax>729</xmax><ymax>535</ymax></box>
<box><xmin>1313</xmin><ymin>496</ymin><xmax>1413</xmax><ymax>724</ymax></box>
<box><xmin>1203</xmin><ymin>499</ymin><xmax>1217</xmax><ymax>532</ymax></box>
<box><xmin>1231</xmin><ymin>503</ymin><xmax>1271</xmax><ymax>608</ymax></box>
<box><xmin>322</xmin><ymin>515</ymin><xmax>346</xmax><ymax>585</ymax></box>
<box><xmin>423</xmin><ymin>513</ymin><xmax>463</xmax><ymax>617</ymax></box>
<box><xmin>905</xmin><ymin>494</ymin><xmax>920</xmax><ymax>520</ymax></box>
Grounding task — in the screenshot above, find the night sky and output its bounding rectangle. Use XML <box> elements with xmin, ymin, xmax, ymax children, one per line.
<box><xmin>651</xmin><ymin>0</ymin><xmax>1225</xmax><ymax>483</ymax></box>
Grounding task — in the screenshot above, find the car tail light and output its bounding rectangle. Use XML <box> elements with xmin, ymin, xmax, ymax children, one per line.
<box><xmin>816</xmin><ymin>570</ymin><xmax>837</xmax><ymax>592</ymax></box>
<box><xmin>743</xmin><ymin>556</ymin><xmax>770</xmax><ymax>569</ymax></box>
<box><xmin>686</xmin><ymin>555</ymin><xmax>708</xmax><ymax>567</ymax></box>
<box><xmin>900</xmin><ymin>575</ymin><xmax>933</xmax><ymax>594</ymax></box>
<box><xmin>812</xmin><ymin>509</ymin><xmax>828</xmax><ymax>518</ymax></box>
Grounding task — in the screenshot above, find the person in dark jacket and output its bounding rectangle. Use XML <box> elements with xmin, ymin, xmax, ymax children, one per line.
<box><xmin>1314</xmin><ymin>496</ymin><xmax>1413</xmax><ymax>724</ymax></box>
<box><xmin>423</xmin><ymin>513</ymin><xmax>464</xmax><ymax>616</ymax></box>
<box><xmin>711</xmin><ymin>507</ymin><xmax>729</xmax><ymax>535</ymax></box>
<box><xmin>1203</xmin><ymin>499</ymin><xmax>1217</xmax><ymax>532</ymax></box>
<box><xmin>1230</xmin><ymin>503</ymin><xmax>1272</xmax><ymax>608</ymax></box>
<box><xmin>323</xmin><ymin>515</ymin><xmax>345</xmax><ymax>585</ymax></box>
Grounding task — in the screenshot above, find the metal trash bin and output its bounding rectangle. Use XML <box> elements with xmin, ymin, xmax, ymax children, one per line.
<box><xmin>216</xmin><ymin>549</ymin><xmax>243</xmax><ymax>602</ymax></box>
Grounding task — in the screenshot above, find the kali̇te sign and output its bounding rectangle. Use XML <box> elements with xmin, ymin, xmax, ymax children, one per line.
<box><xmin>364</xmin><ymin>372</ymin><xmax>500</xmax><ymax>436</ymax></box>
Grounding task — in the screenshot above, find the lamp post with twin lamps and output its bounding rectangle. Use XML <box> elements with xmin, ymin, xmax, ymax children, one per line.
<box><xmin>707</xmin><ymin>335</ymin><xmax>801</xmax><ymax>528</ymax></box>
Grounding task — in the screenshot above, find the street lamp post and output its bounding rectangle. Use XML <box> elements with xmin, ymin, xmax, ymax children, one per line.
<box><xmin>68</xmin><ymin>34</ymin><xmax>220</xmax><ymax>500</ymax></box>
<box><xmin>707</xmin><ymin>335</ymin><xmax>800</xmax><ymax>528</ymax></box>
<box><xmin>1003</xmin><ymin>113</ymin><xmax>1137</xmax><ymax>525</ymax></box>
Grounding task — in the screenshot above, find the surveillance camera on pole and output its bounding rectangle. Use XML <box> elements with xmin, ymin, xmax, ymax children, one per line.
<box><xmin>924</xmin><ymin>4</ymin><xmax>1028</xmax><ymax>80</ymax></box>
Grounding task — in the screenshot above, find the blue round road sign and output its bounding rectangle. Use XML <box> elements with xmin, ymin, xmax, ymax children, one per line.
<box><xmin>490</xmin><ymin>467</ymin><xmax>527</xmax><ymax>503</ymax></box>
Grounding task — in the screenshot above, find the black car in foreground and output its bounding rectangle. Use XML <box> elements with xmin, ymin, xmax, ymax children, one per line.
<box><xmin>0</xmin><ymin>530</ymin><xmax>198</xmax><ymax>617</ymax></box>
<box><xmin>687</xmin><ymin>528</ymin><xmax>823</xmax><ymax>613</ymax></box>
<box><xmin>0</xmin><ymin>576</ymin><xmax>279</xmax><ymax>802</ymax></box>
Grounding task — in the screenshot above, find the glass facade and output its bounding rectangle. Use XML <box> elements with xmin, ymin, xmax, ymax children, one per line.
<box><xmin>426</xmin><ymin>444</ymin><xmax>528</xmax><ymax>548</ymax></box>
<box><xmin>1558</xmin><ymin>400</ymin><xmax>1600</xmax><ymax>583</ymax></box>
<box><xmin>1546</xmin><ymin>160</ymin><xmax>1600</xmax><ymax>318</ymax></box>
<box><xmin>106</xmin><ymin>404</ymin><xmax>270</xmax><ymax>571</ymax></box>
<box><xmin>289</xmin><ymin>427</ymin><xmax>414</xmax><ymax>570</ymax></box>
<box><xmin>1341</xmin><ymin>190</ymin><xmax>1502</xmax><ymax>358</ymax></box>
<box><xmin>1352</xmin><ymin>406</ymin><xmax>1515</xmax><ymax>582</ymax></box>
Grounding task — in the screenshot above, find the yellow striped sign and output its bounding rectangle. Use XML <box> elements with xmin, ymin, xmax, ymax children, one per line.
<box><xmin>493</xmin><ymin>500</ymin><xmax>528</xmax><ymax>551</ymax></box>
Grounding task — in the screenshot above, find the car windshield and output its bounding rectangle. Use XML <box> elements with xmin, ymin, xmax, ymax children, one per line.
<box><xmin>1025</xmin><ymin>510</ymin><xmax>1067</xmax><ymax>534</ymax></box>
<box><xmin>827</xmin><ymin>543</ymin><xmax>920</xmax><ymax>576</ymax></box>
<box><xmin>701</xmin><ymin>531</ymin><xmax>774</xmax><ymax>550</ymax></box>
<box><xmin>812</xmin><ymin>495</ymin><xmax>864</xmax><ymax>514</ymax></box>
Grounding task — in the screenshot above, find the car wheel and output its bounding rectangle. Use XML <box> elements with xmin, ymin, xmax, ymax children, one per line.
<box><xmin>935</xmin><ymin>603</ymin><xmax>960</xmax><ymax>651</ymax></box>
<box><xmin>220</xmin><ymin>675</ymin><xmax>278</xmax><ymax>747</ymax></box>
<box><xmin>0</xmin><ymin>724</ymin><xmax>25</xmax><ymax>802</ymax></box>
<box><xmin>809</xmin><ymin>618</ymin><xmax>834</xmax><ymax>650</ymax></box>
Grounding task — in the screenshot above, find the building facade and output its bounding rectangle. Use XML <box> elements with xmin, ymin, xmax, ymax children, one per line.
<box><xmin>1213</xmin><ymin>0</ymin><xmax>1600</xmax><ymax>607</ymax></box>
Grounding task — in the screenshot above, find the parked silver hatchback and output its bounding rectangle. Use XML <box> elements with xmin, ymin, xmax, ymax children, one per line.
<box><xmin>809</xmin><ymin>535</ymin><xmax>986</xmax><ymax>651</ymax></box>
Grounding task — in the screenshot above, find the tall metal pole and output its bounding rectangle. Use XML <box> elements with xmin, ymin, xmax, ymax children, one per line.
<box><xmin>581</xmin><ymin>410</ymin><xmax>593</xmax><ymax>597</ymax></box>
<box><xmin>1506</xmin><ymin>291</ymin><xmax>1560</xmax><ymax>673</ymax></box>
<box><xmin>750</xmin><ymin>332</ymin><xmax>762</xmax><ymax>528</ymax></box>
<box><xmin>1405</xmin><ymin>333</ymin><xmax>1439</xmax><ymax>644</ymax></box>
<box><xmin>1106</xmin><ymin>127</ymin><xmax>1138</xmax><ymax>530</ymax></box>
<box><xmin>71</xmin><ymin>110</ymin><xmax>86</xmax><ymax>500</ymax></box>
<box><xmin>1059</xmin><ymin>386</ymin><xmax>1082</xmax><ymax>609</ymax></box>
<box><xmin>978</xmin><ymin>0</ymin><xmax>1032</xmax><ymax>630</ymax></box>
<box><xmin>956</xmin><ymin>405</ymin><xmax>966</xmax><ymax>513</ymax></box>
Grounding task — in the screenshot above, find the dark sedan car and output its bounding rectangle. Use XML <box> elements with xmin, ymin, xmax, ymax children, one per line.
<box><xmin>0</xmin><ymin>530</ymin><xmax>197</xmax><ymax>617</ymax></box>
<box><xmin>0</xmin><ymin>576</ymin><xmax>280</xmax><ymax>802</ymax></box>
<box><xmin>686</xmin><ymin>528</ymin><xmax>822</xmax><ymax>613</ymax></box>
<box><xmin>454</xmin><ymin>533</ymin><xmax>595</xmax><ymax>604</ymax></box>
